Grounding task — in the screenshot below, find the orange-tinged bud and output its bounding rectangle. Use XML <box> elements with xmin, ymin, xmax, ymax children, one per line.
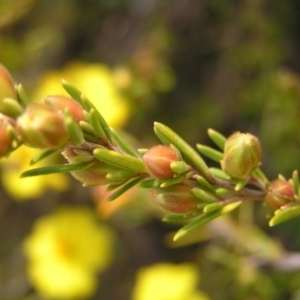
<box><xmin>16</xmin><ymin>103</ymin><xmax>68</xmax><ymax>148</ymax></box>
<box><xmin>221</xmin><ymin>132</ymin><xmax>261</xmax><ymax>179</ymax></box>
<box><xmin>265</xmin><ymin>179</ymin><xmax>295</xmax><ymax>210</ymax></box>
<box><xmin>63</xmin><ymin>147</ymin><xmax>121</xmax><ymax>186</ymax></box>
<box><xmin>0</xmin><ymin>116</ymin><xmax>15</xmax><ymax>157</ymax></box>
<box><xmin>150</xmin><ymin>183</ymin><xmax>199</xmax><ymax>215</ymax></box>
<box><xmin>0</xmin><ymin>64</ymin><xmax>18</xmax><ymax>116</ymax></box>
<box><xmin>143</xmin><ymin>145</ymin><xmax>179</xmax><ymax>178</ymax></box>
<box><xmin>43</xmin><ymin>96</ymin><xmax>84</xmax><ymax>122</ymax></box>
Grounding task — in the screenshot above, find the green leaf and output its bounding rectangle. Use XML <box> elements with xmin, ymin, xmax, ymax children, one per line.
<box><xmin>110</xmin><ymin>128</ymin><xmax>140</xmax><ymax>158</ymax></box>
<box><xmin>154</xmin><ymin>122</ymin><xmax>213</xmax><ymax>181</ymax></box>
<box><xmin>203</xmin><ymin>202</ymin><xmax>223</xmax><ymax>213</ymax></box>
<box><xmin>93</xmin><ymin>148</ymin><xmax>146</xmax><ymax>173</ymax></box>
<box><xmin>16</xmin><ymin>84</ymin><xmax>28</xmax><ymax>108</ymax></box>
<box><xmin>195</xmin><ymin>176</ymin><xmax>216</xmax><ymax>193</ymax></box>
<box><xmin>207</xmin><ymin>128</ymin><xmax>226</xmax><ymax>150</ymax></box>
<box><xmin>292</xmin><ymin>170</ymin><xmax>300</xmax><ymax>198</ymax></box>
<box><xmin>20</xmin><ymin>161</ymin><xmax>94</xmax><ymax>178</ymax></box>
<box><xmin>209</xmin><ymin>167</ymin><xmax>229</xmax><ymax>180</ymax></box>
<box><xmin>163</xmin><ymin>214</ymin><xmax>197</xmax><ymax>222</ymax></box>
<box><xmin>81</xmin><ymin>96</ymin><xmax>114</xmax><ymax>143</ymax></box>
<box><xmin>107</xmin><ymin>176</ymin><xmax>143</xmax><ymax>201</ymax></box>
<box><xmin>174</xmin><ymin>210</ymin><xmax>222</xmax><ymax>241</ymax></box>
<box><xmin>3</xmin><ymin>98</ymin><xmax>23</xmax><ymax>116</ymax></box>
<box><xmin>192</xmin><ymin>188</ymin><xmax>217</xmax><ymax>203</ymax></box>
<box><xmin>173</xmin><ymin>200</ymin><xmax>241</xmax><ymax>241</ymax></box>
<box><xmin>61</xmin><ymin>80</ymin><xmax>85</xmax><ymax>108</ymax></box>
<box><xmin>170</xmin><ymin>161</ymin><xmax>190</xmax><ymax>174</ymax></box>
<box><xmin>30</xmin><ymin>149</ymin><xmax>58</xmax><ymax>165</ymax></box>
<box><xmin>89</xmin><ymin>108</ymin><xmax>107</xmax><ymax>140</ymax></box>
<box><xmin>253</xmin><ymin>168</ymin><xmax>269</xmax><ymax>185</ymax></box>
<box><xmin>196</xmin><ymin>144</ymin><xmax>223</xmax><ymax>162</ymax></box>
<box><xmin>106</xmin><ymin>169</ymin><xmax>136</xmax><ymax>181</ymax></box>
<box><xmin>139</xmin><ymin>178</ymin><xmax>157</xmax><ymax>188</ymax></box>
<box><xmin>159</xmin><ymin>174</ymin><xmax>187</xmax><ymax>188</ymax></box>
<box><xmin>64</xmin><ymin>110</ymin><xmax>84</xmax><ymax>145</ymax></box>
<box><xmin>269</xmin><ymin>205</ymin><xmax>300</xmax><ymax>226</ymax></box>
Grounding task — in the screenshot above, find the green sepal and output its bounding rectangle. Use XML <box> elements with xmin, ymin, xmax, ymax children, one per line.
<box><xmin>170</xmin><ymin>161</ymin><xmax>190</xmax><ymax>174</ymax></box>
<box><xmin>207</xmin><ymin>128</ymin><xmax>226</xmax><ymax>150</ymax></box>
<box><xmin>195</xmin><ymin>176</ymin><xmax>216</xmax><ymax>193</ymax></box>
<box><xmin>61</xmin><ymin>80</ymin><xmax>85</xmax><ymax>107</ymax></box>
<box><xmin>154</xmin><ymin>122</ymin><xmax>212</xmax><ymax>180</ymax></box>
<box><xmin>292</xmin><ymin>170</ymin><xmax>300</xmax><ymax>198</ymax></box>
<box><xmin>173</xmin><ymin>201</ymin><xmax>241</xmax><ymax>241</ymax></box>
<box><xmin>107</xmin><ymin>176</ymin><xmax>144</xmax><ymax>201</ymax></box>
<box><xmin>209</xmin><ymin>167</ymin><xmax>229</xmax><ymax>180</ymax></box>
<box><xmin>81</xmin><ymin>96</ymin><xmax>113</xmax><ymax>143</ymax></box>
<box><xmin>3</xmin><ymin>97</ymin><xmax>23</xmax><ymax>117</ymax></box>
<box><xmin>93</xmin><ymin>148</ymin><xmax>146</xmax><ymax>173</ymax></box>
<box><xmin>110</xmin><ymin>128</ymin><xmax>140</xmax><ymax>158</ymax></box>
<box><xmin>196</xmin><ymin>144</ymin><xmax>223</xmax><ymax>163</ymax></box>
<box><xmin>20</xmin><ymin>161</ymin><xmax>94</xmax><ymax>178</ymax></box>
<box><xmin>269</xmin><ymin>205</ymin><xmax>300</xmax><ymax>226</ymax></box>
<box><xmin>30</xmin><ymin>149</ymin><xmax>58</xmax><ymax>165</ymax></box>
<box><xmin>89</xmin><ymin>108</ymin><xmax>107</xmax><ymax>140</ymax></box>
<box><xmin>192</xmin><ymin>188</ymin><xmax>217</xmax><ymax>203</ymax></box>
<box><xmin>163</xmin><ymin>214</ymin><xmax>197</xmax><ymax>223</ymax></box>
<box><xmin>16</xmin><ymin>84</ymin><xmax>28</xmax><ymax>108</ymax></box>
<box><xmin>64</xmin><ymin>110</ymin><xmax>84</xmax><ymax>145</ymax></box>
<box><xmin>203</xmin><ymin>202</ymin><xmax>223</xmax><ymax>213</ymax></box>
<box><xmin>173</xmin><ymin>210</ymin><xmax>222</xmax><ymax>241</ymax></box>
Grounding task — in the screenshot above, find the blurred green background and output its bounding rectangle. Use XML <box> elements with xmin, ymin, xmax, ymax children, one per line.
<box><xmin>2</xmin><ymin>0</ymin><xmax>300</xmax><ymax>299</ymax></box>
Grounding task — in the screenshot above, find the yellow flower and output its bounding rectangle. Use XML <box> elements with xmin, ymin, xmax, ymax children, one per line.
<box><xmin>0</xmin><ymin>146</ymin><xmax>69</xmax><ymax>200</ymax></box>
<box><xmin>33</xmin><ymin>61</ymin><xmax>130</xmax><ymax>128</ymax></box>
<box><xmin>132</xmin><ymin>263</ymin><xmax>209</xmax><ymax>300</ymax></box>
<box><xmin>23</xmin><ymin>206</ymin><xmax>114</xmax><ymax>299</ymax></box>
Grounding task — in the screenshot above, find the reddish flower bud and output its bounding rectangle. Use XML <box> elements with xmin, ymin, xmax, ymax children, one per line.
<box><xmin>43</xmin><ymin>96</ymin><xmax>85</xmax><ymax>122</ymax></box>
<box><xmin>0</xmin><ymin>116</ymin><xmax>15</xmax><ymax>157</ymax></box>
<box><xmin>150</xmin><ymin>183</ymin><xmax>199</xmax><ymax>215</ymax></box>
<box><xmin>221</xmin><ymin>132</ymin><xmax>261</xmax><ymax>179</ymax></box>
<box><xmin>0</xmin><ymin>64</ymin><xmax>18</xmax><ymax>117</ymax></box>
<box><xmin>265</xmin><ymin>179</ymin><xmax>295</xmax><ymax>210</ymax></box>
<box><xmin>16</xmin><ymin>103</ymin><xmax>68</xmax><ymax>148</ymax></box>
<box><xmin>143</xmin><ymin>145</ymin><xmax>179</xmax><ymax>178</ymax></box>
<box><xmin>63</xmin><ymin>147</ymin><xmax>125</xmax><ymax>186</ymax></box>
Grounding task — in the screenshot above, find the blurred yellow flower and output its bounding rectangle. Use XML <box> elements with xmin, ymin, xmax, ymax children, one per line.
<box><xmin>1</xmin><ymin>146</ymin><xmax>69</xmax><ymax>200</ymax></box>
<box><xmin>23</xmin><ymin>206</ymin><xmax>114</xmax><ymax>299</ymax></box>
<box><xmin>33</xmin><ymin>61</ymin><xmax>130</xmax><ymax>128</ymax></box>
<box><xmin>132</xmin><ymin>263</ymin><xmax>209</xmax><ymax>300</ymax></box>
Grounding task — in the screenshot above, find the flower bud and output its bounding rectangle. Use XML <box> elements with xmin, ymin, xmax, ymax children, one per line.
<box><xmin>265</xmin><ymin>179</ymin><xmax>295</xmax><ymax>210</ymax></box>
<box><xmin>0</xmin><ymin>116</ymin><xmax>15</xmax><ymax>157</ymax></box>
<box><xmin>221</xmin><ymin>132</ymin><xmax>261</xmax><ymax>179</ymax></box>
<box><xmin>43</xmin><ymin>96</ymin><xmax>85</xmax><ymax>122</ymax></box>
<box><xmin>0</xmin><ymin>64</ymin><xmax>18</xmax><ymax>117</ymax></box>
<box><xmin>63</xmin><ymin>147</ymin><xmax>120</xmax><ymax>186</ymax></box>
<box><xmin>150</xmin><ymin>183</ymin><xmax>199</xmax><ymax>214</ymax></box>
<box><xmin>16</xmin><ymin>103</ymin><xmax>68</xmax><ymax>148</ymax></box>
<box><xmin>143</xmin><ymin>145</ymin><xmax>179</xmax><ymax>178</ymax></box>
